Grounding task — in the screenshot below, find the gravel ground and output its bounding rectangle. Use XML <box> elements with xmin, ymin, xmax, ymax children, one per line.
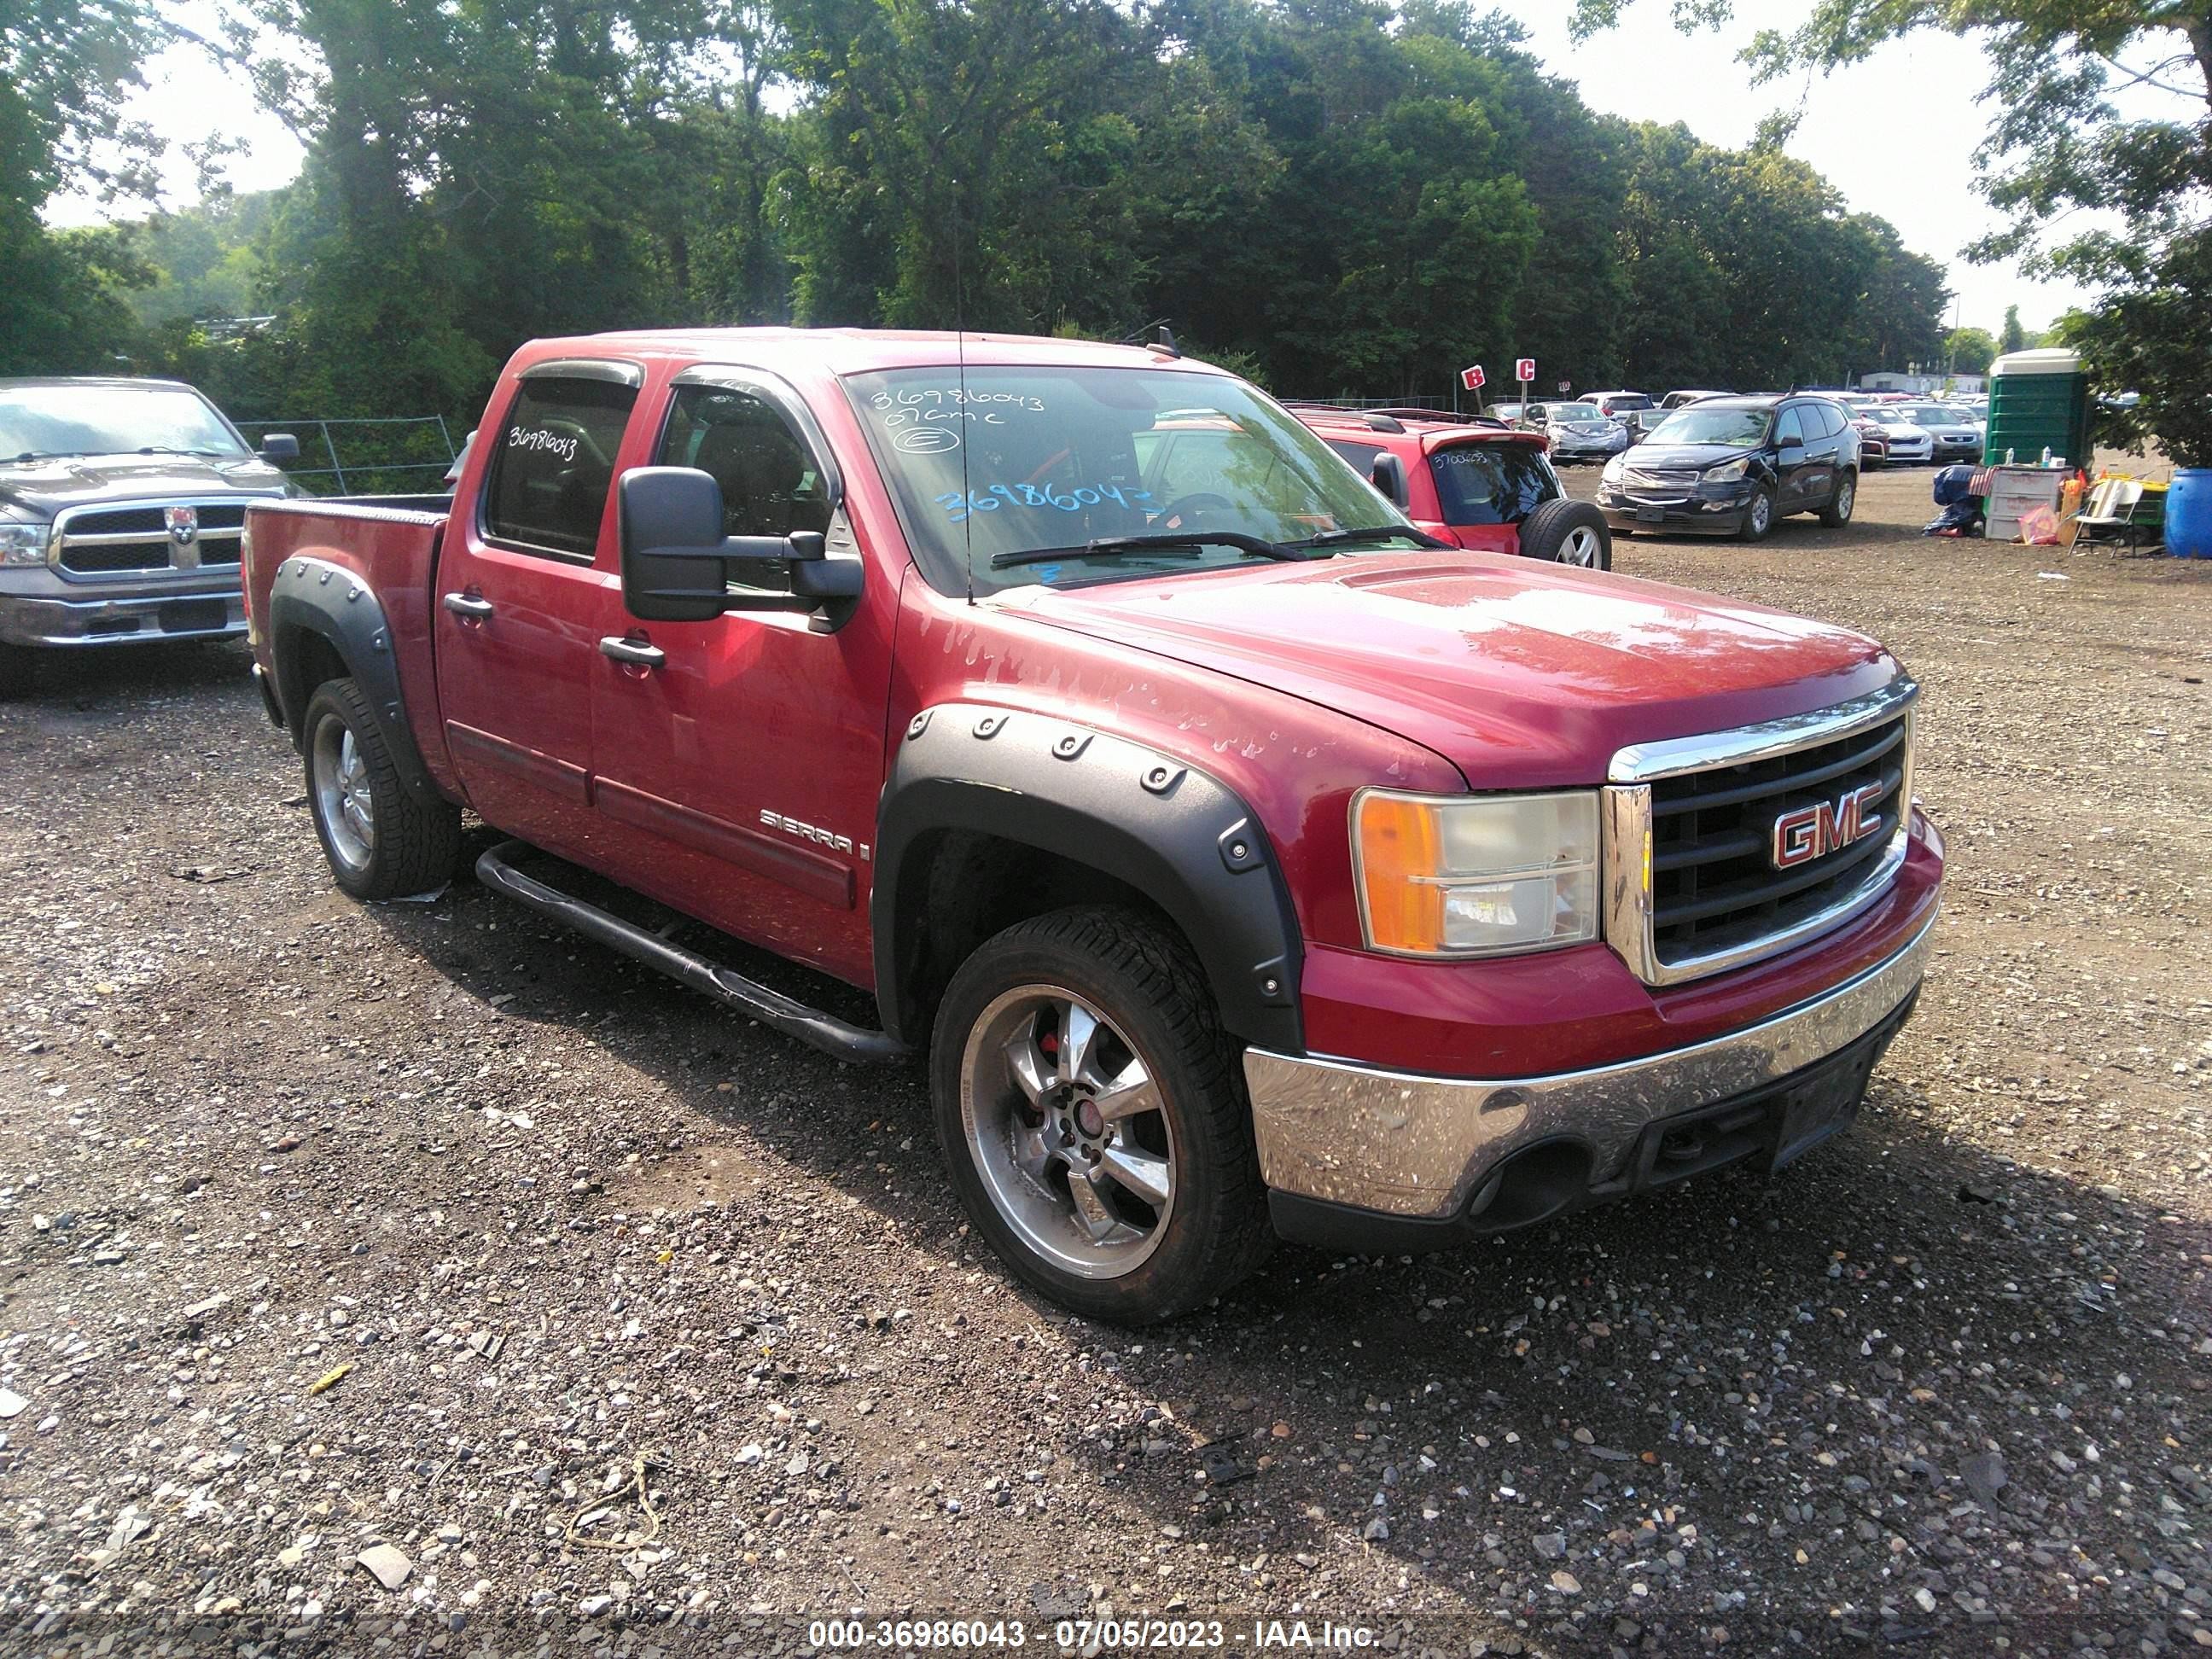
<box><xmin>1</xmin><ymin>464</ymin><xmax>2207</xmax><ymax>1658</ymax></box>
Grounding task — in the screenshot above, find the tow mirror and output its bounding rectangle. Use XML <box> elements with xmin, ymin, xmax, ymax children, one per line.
<box><xmin>617</xmin><ymin>466</ymin><xmax>861</xmax><ymax>625</ymax></box>
<box><xmin>1368</xmin><ymin>452</ymin><xmax>1410</xmax><ymax>509</ymax></box>
<box><xmin>259</xmin><ymin>433</ymin><xmax>300</xmax><ymax>462</ymax></box>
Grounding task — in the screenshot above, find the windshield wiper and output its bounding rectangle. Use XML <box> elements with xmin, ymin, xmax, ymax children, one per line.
<box><xmin>1292</xmin><ymin>525</ymin><xmax>1452</xmax><ymax>550</ymax></box>
<box><xmin>134</xmin><ymin>445</ymin><xmax>226</xmax><ymax>457</ymax></box>
<box><xmin>9</xmin><ymin>451</ymin><xmax>87</xmax><ymax>463</ymax></box>
<box><xmin>989</xmin><ymin>532</ymin><xmax>1317</xmax><ymax>570</ymax></box>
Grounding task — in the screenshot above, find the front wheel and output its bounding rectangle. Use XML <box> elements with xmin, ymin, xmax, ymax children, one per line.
<box><xmin>302</xmin><ymin>677</ymin><xmax>463</xmax><ymax>901</ymax></box>
<box><xmin>1819</xmin><ymin>469</ymin><xmax>1858</xmax><ymax>528</ymax></box>
<box><xmin>931</xmin><ymin>907</ymin><xmax>1272</xmax><ymax>1323</ymax></box>
<box><xmin>1738</xmin><ymin>486</ymin><xmax>1777</xmax><ymax>543</ymax></box>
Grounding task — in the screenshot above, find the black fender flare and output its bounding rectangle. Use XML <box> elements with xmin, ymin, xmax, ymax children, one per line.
<box><xmin>872</xmin><ymin>702</ymin><xmax>1302</xmax><ymax>1053</ymax></box>
<box><xmin>265</xmin><ymin>554</ymin><xmax>442</xmax><ymax>806</ymax></box>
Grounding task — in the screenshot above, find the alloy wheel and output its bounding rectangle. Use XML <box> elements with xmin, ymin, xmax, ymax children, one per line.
<box><xmin>958</xmin><ymin>984</ymin><xmax>1178</xmax><ymax>1278</ymax></box>
<box><xmin>311</xmin><ymin>713</ymin><xmax>375</xmax><ymax>873</ymax></box>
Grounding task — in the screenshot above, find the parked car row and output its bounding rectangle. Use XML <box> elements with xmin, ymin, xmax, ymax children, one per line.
<box><xmin>1489</xmin><ymin>400</ymin><xmax>1634</xmax><ymax>462</ymax></box>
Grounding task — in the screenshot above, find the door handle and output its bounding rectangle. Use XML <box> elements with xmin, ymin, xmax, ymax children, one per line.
<box><xmin>442</xmin><ymin>591</ymin><xmax>494</xmax><ymax>619</ymax></box>
<box><xmin>599</xmin><ymin>636</ymin><xmax>666</xmax><ymax>667</ymax></box>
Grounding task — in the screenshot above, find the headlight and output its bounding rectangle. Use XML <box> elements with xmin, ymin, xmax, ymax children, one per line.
<box><xmin>1601</xmin><ymin>455</ymin><xmax>1626</xmax><ymax>484</ymax></box>
<box><xmin>1353</xmin><ymin>789</ymin><xmax>1599</xmax><ymax>957</ymax></box>
<box><xmin>1703</xmin><ymin>457</ymin><xmax>1750</xmax><ymax>483</ymax></box>
<box><xmin>0</xmin><ymin>522</ymin><xmax>49</xmax><ymax>566</ymax></box>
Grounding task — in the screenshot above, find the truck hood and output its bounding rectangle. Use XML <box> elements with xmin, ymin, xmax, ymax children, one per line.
<box><xmin>1009</xmin><ymin>553</ymin><xmax>1900</xmax><ymax>789</ymax></box>
<box><xmin>0</xmin><ymin>453</ymin><xmax>289</xmax><ymax>519</ymax></box>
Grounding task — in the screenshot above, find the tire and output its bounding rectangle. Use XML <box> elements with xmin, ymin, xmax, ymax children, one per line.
<box><xmin>930</xmin><ymin>905</ymin><xmax>1272</xmax><ymax>1324</ymax></box>
<box><xmin>301</xmin><ymin>676</ymin><xmax>463</xmax><ymax>901</ymax></box>
<box><xmin>1516</xmin><ymin>498</ymin><xmax>1613</xmax><ymax>570</ymax></box>
<box><xmin>1738</xmin><ymin>486</ymin><xmax>1777</xmax><ymax>543</ymax></box>
<box><xmin>1819</xmin><ymin>469</ymin><xmax>1858</xmax><ymax>528</ymax></box>
<box><xmin>0</xmin><ymin>644</ymin><xmax>33</xmax><ymax>701</ymax></box>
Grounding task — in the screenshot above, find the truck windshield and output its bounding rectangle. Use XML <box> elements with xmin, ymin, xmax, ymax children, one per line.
<box><xmin>0</xmin><ymin>383</ymin><xmax>250</xmax><ymax>462</ymax></box>
<box><xmin>845</xmin><ymin>364</ymin><xmax>1412</xmax><ymax>592</ymax></box>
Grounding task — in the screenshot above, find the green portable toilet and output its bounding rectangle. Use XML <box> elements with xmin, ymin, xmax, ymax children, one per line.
<box><xmin>1985</xmin><ymin>347</ymin><xmax>2093</xmax><ymax>469</ymax></box>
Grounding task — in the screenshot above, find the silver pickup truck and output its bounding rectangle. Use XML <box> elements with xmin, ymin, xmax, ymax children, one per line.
<box><xmin>0</xmin><ymin>376</ymin><xmax>298</xmax><ymax>696</ymax></box>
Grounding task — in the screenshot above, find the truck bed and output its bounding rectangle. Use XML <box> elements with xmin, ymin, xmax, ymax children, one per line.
<box><xmin>243</xmin><ymin>497</ymin><xmax>462</xmax><ymax>803</ymax></box>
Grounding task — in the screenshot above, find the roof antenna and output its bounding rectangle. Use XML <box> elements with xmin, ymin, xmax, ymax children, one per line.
<box><xmin>952</xmin><ymin>172</ymin><xmax>975</xmax><ymax>607</ymax></box>
<box><xmin>1120</xmin><ymin>317</ymin><xmax>1179</xmax><ymax>358</ymax></box>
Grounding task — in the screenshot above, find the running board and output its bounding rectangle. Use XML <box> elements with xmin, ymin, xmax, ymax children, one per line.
<box><xmin>474</xmin><ymin>840</ymin><xmax>911</xmax><ymax>1064</ymax></box>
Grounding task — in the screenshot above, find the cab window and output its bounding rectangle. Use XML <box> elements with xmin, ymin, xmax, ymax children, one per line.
<box><xmin>1774</xmin><ymin>406</ymin><xmax>1807</xmax><ymax>446</ymax></box>
<box><xmin>482</xmin><ymin>375</ymin><xmax>638</xmax><ymax>557</ymax></box>
<box><xmin>656</xmin><ymin>384</ymin><xmax>834</xmax><ymax>594</ymax></box>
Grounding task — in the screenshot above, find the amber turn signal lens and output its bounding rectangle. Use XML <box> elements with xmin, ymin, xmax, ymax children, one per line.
<box><xmin>1355</xmin><ymin>794</ymin><xmax>1447</xmax><ymax>953</ymax></box>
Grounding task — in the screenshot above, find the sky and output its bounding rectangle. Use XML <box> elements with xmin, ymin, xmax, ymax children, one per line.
<box><xmin>58</xmin><ymin>0</ymin><xmax>2190</xmax><ymax>340</ymax></box>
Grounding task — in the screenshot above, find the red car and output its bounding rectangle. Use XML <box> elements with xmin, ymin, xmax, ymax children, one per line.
<box><xmin>1292</xmin><ymin>404</ymin><xmax>1613</xmax><ymax>568</ymax></box>
<box><xmin>1847</xmin><ymin>415</ymin><xmax>1890</xmax><ymax>469</ymax></box>
<box><xmin>242</xmin><ymin>329</ymin><xmax>1942</xmax><ymax>1323</ymax></box>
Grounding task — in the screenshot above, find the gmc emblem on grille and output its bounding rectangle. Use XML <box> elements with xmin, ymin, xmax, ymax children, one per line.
<box><xmin>1771</xmin><ymin>781</ymin><xmax>1886</xmax><ymax>870</ymax></box>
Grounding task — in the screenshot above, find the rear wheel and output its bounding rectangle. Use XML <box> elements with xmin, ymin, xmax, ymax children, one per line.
<box><xmin>302</xmin><ymin>676</ymin><xmax>463</xmax><ymax>900</ymax></box>
<box><xmin>931</xmin><ymin>906</ymin><xmax>1271</xmax><ymax>1323</ymax></box>
<box><xmin>1516</xmin><ymin>498</ymin><xmax>1613</xmax><ymax>570</ymax></box>
<box><xmin>1819</xmin><ymin>469</ymin><xmax>1858</xmax><ymax>528</ymax></box>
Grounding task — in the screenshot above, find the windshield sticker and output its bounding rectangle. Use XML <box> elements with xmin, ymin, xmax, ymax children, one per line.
<box><xmin>507</xmin><ymin>426</ymin><xmax>579</xmax><ymax>463</ymax></box>
<box><xmin>934</xmin><ymin>483</ymin><xmax>1154</xmax><ymax>523</ymax></box>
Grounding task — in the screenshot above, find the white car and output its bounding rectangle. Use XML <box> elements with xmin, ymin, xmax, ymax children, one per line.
<box><xmin>1899</xmin><ymin>404</ymin><xmax>1985</xmax><ymax>465</ymax></box>
<box><xmin>1860</xmin><ymin>405</ymin><xmax>1935</xmax><ymax>463</ymax></box>
<box><xmin>1523</xmin><ymin>400</ymin><xmax>1632</xmax><ymax>463</ymax></box>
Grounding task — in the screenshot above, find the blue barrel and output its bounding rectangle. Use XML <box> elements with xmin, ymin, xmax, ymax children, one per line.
<box><xmin>2170</xmin><ymin>469</ymin><xmax>2212</xmax><ymax>558</ymax></box>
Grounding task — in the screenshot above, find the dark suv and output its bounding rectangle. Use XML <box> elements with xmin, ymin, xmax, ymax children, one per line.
<box><xmin>1595</xmin><ymin>395</ymin><xmax>1860</xmax><ymax>542</ymax></box>
<box><xmin>1290</xmin><ymin>405</ymin><xmax>1613</xmax><ymax>569</ymax></box>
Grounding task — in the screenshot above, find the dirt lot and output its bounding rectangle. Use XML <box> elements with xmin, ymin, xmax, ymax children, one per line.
<box><xmin>1</xmin><ymin>464</ymin><xmax>2207</xmax><ymax>1657</ymax></box>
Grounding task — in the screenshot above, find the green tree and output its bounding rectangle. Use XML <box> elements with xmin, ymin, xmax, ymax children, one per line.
<box><xmin>0</xmin><ymin>0</ymin><xmax>164</xmax><ymax>371</ymax></box>
<box><xmin>1947</xmin><ymin>324</ymin><xmax>1998</xmax><ymax>374</ymax></box>
<box><xmin>2000</xmin><ymin>303</ymin><xmax>2026</xmax><ymax>355</ymax></box>
<box><xmin>1572</xmin><ymin>0</ymin><xmax>2212</xmax><ymax>463</ymax></box>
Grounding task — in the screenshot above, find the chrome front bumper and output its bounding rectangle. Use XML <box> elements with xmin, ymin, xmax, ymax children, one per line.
<box><xmin>1243</xmin><ymin>913</ymin><xmax>1936</xmax><ymax>1220</ymax></box>
<box><xmin>0</xmin><ymin>588</ymin><xmax>246</xmax><ymax>648</ymax></box>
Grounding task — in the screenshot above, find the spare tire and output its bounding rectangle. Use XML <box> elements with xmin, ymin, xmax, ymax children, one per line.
<box><xmin>1516</xmin><ymin>498</ymin><xmax>1612</xmax><ymax>570</ymax></box>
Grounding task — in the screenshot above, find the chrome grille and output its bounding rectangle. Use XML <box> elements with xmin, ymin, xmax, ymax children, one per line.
<box><xmin>55</xmin><ymin>500</ymin><xmax>250</xmax><ymax>577</ymax></box>
<box><xmin>1623</xmin><ymin>468</ymin><xmax>1700</xmax><ymax>492</ymax></box>
<box><xmin>1602</xmin><ymin>683</ymin><xmax>1917</xmax><ymax>986</ymax></box>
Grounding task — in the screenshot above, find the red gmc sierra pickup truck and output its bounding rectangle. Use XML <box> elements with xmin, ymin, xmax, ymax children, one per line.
<box><xmin>242</xmin><ymin>329</ymin><xmax>1943</xmax><ymax>1323</ymax></box>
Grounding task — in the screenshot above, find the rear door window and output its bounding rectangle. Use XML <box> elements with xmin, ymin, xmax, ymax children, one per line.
<box><xmin>1429</xmin><ymin>443</ymin><xmax>1558</xmax><ymax>526</ymax></box>
<box><xmin>483</xmin><ymin>374</ymin><xmax>639</xmax><ymax>558</ymax></box>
